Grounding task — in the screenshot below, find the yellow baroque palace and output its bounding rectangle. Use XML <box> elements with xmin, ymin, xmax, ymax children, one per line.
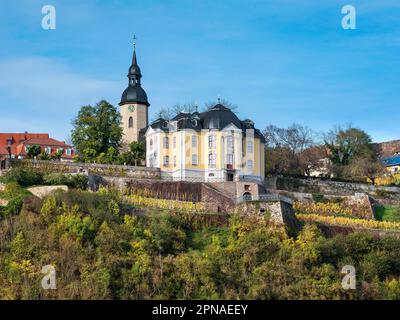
<box><xmin>119</xmin><ymin>43</ymin><xmax>265</xmax><ymax>182</ymax></box>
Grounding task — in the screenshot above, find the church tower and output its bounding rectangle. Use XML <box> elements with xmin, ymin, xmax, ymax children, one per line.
<box><xmin>119</xmin><ymin>39</ymin><xmax>150</xmax><ymax>148</ymax></box>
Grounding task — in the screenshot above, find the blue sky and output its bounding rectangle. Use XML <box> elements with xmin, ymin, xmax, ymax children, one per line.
<box><xmin>0</xmin><ymin>0</ymin><xmax>399</xmax><ymax>143</ymax></box>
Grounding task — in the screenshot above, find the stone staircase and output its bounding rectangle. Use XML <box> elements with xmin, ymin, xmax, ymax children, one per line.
<box><xmin>206</xmin><ymin>182</ymin><xmax>237</xmax><ymax>199</ymax></box>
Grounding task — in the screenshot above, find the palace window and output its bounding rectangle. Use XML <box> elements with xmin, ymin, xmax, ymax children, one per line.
<box><xmin>163</xmin><ymin>155</ymin><xmax>169</xmax><ymax>167</ymax></box>
<box><xmin>208</xmin><ymin>153</ymin><xmax>216</xmax><ymax>168</ymax></box>
<box><xmin>192</xmin><ymin>154</ymin><xmax>198</xmax><ymax>166</ymax></box>
<box><xmin>227</xmin><ymin>136</ymin><xmax>234</xmax><ymax>151</ymax></box>
<box><xmin>149</xmin><ymin>139</ymin><xmax>153</xmax><ymax>150</ymax></box>
<box><xmin>173</xmin><ymin>136</ymin><xmax>176</xmax><ymax>148</ymax></box>
<box><xmin>247</xmin><ymin>140</ymin><xmax>253</xmax><ymax>153</ymax></box>
<box><xmin>227</xmin><ymin>154</ymin><xmax>234</xmax><ymax>165</ymax></box>
<box><xmin>163</xmin><ymin>136</ymin><xmax>169</xmax><ymax>149</ymax></box>
<box><xmin>174</xmin><ymin>156</ymin><xmax>177</xmax><ymax>167</ymax></box>
<box><xmin>128</xmin><ymin>116</ymin><xmax>133</xmax><ymax>128</ymax></box>
<box><xmin>247</xmin><ymin>160</ymin><xmax>253</xmax><ymax>170</ymax></box>
<box><xmin>208</xmin><ymin>135</ymin><xmax>216</xmax><ymax>149</ymax></box>
<box><xmin>192</xmin><ymin>135</ymin><xmax>197</xmax><ymax>148</ymax></box>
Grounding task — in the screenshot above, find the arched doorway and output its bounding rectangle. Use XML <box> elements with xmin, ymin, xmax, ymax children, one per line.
<box><xmin>243</xmin><ymin>192</ymin><xmax>252</xmax><ymax>201</ymax></box>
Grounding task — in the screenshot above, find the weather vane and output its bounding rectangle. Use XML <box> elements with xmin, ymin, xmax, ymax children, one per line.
<box><xmin>133</xmin><ymin>35</ymin><xmax>136</xmax><ymax>49</ymax></box>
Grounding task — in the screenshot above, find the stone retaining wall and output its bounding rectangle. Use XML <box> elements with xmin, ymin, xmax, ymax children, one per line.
<box><xmin>11</xmin><ymin>160</ymin><xmax>161</xmax><ymax>179</ymax></box>
<box><xmin>235</xmin><ymin>200</ymin><xmax>300</xmax><ymax>234</ymax></box>
<box><xmin>266</xmin><ymin>176</ymin><xmax>400</xmax><ymax>197</ymax></box>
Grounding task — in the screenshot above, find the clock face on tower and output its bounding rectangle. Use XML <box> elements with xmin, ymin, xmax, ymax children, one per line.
<box><xmin>128</xmin><ymin>105</ymin><xmax>135</xmax><ymax>112</ymax></box>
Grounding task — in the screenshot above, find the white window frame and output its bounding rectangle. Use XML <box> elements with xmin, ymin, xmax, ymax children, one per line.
<box><xmin>208</xmin><ymin>153</ymin><xmax>216</xmax><ymax>168</ymax></box>
<box><xmin>208</xmin><ymin>135</ymin><xmax>216</xmax><ymax>149</ymax></box>
<box><xmin>163</xmin><ymin>155</ymin><xmax>169</xmax><ymax>167</ymax></box>
<box><xmin>163</xmin><ymin>136</ymin><xmax>169</xmax><ymax>149</ymax></box>
<box><xmin>247</xmin><ymin>159</ymin><xmax>253</xmax><ymax>170</ymax></box>
<box><xmin>192</xmin><ymin>135</ymin><xmax>197</xmax><ymax>148</ymax></box>
<box><xmin>247</xmin><ymin>140</ymin><xmax>253</xmax><ymax>153</ymax></box>
<box><xmin>227</xmin><ymin>154</ymin><xmax>234</xmax><ymax>165</ymax></box>
<box><xmin>192</xmin><ymin>154</ymin><xmax>198</xmax><ymax>166</ymax></box>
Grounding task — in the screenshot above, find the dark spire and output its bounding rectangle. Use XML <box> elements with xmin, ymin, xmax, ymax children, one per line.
<box><xmin>132</xmin><ymin>35</ymin><xmax>138</xmax><ymax>65</ymax></box>
<box><xmin>128</xmin><ymin>35</ymin><xmax>142</xmax><ymax>86</ymax></box>
<box><xmin>120</xmin><ymin>36</ymin><xmax>149</xmax><ymax>106</ymax></box>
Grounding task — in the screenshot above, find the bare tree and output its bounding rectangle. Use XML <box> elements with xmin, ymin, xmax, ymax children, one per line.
<box><xmin>153</xmin><ymin>102</ymin><xmax>199</xmax><ymax>121</ymax></box>
<box><xmin>263</xmin><ymin>123</ymin><xmax>316</xmax><ymax>176</ymax></box>
<box><xmin>344</xmin><ymin>156</ymin><xmax>386</xmax><ymax>184</ymax></box>
<box><xmin>264</xmin><ymin>124</ymin><xmax>315</xmax><ymax>155</ymax></box>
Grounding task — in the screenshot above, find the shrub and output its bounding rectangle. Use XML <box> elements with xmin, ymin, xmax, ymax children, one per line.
<box><xmin>3</xmin><ymin>182</ymin><xmax>23</xmax><ymax>199</ymax></box>
<box><xmin>2</xmin><ymin>168</ymin><xmax>43</xmax><ymax>187</ymax></box>
<box><xmin>3</xmin><ymin>197</ymin><xmax>24</xmax><ymax>217</ymax></box>
<box><xmin>43</xmin><ymin>173</ymin><xmax>88</xmax><ymax>190</ymax></box>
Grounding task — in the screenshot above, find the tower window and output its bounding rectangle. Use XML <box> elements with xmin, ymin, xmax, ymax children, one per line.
<box><xmin>129</xmin><ymin>116</ymin><xmax>133</xmax><ymax>128</ymax></box>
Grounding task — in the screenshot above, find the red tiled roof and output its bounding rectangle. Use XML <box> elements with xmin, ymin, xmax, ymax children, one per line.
<box><xmin>0</xmin><ymin>133</ymin><xmax>74</xmax><ymax>159</ymax></box>
<box><xmin>22</xmin><ymin>137</ymin><xmax>72</xmax><ymax>148</ymax></box>
<box><xmin>0</xmin><ymin>146</ymin><xmax>9</xmax><ymax>156</ymax></box>
<box><xmin>0</xmin><ymin>133</ymin><xmax>50</xmax><ymax>155</ymax></box>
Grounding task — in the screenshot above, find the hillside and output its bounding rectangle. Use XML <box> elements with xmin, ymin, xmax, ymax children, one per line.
<box><xmin>1</xmin><ymin>186</ymin><xmax>400</xmax><ymax>299</ymax></box>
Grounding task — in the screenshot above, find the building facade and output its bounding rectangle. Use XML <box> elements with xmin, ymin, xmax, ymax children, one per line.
<box><xmin>144</xmin><ymin>106</ymin><xmax>265</xmax><ymax>182</ymax></box>
<box><xmin>119</xmin><ymin>44</ymin><xmax>265</xmax><ymax>182</ymax></box>
<box><xmin>0</xmin><ymin>133</ymin><xmax>74</xmax><ymax>161</ymax></box>
<box><xmin>382</xmin><ymin>155</ymin><xmax>400</xmax><ymax>174</ymax></box>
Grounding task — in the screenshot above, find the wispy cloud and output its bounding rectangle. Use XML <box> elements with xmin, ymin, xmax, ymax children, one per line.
<box><xmin>0</xmin><ymin>56</ymin><xmax>121</xmax><ymax>139</ymax></box>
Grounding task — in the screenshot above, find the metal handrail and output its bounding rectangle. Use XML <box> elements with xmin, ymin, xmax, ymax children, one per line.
<box><xmin>236</xmin><ymin>194</ymin><xmax>293</xmax><ymax>204</ymax></box>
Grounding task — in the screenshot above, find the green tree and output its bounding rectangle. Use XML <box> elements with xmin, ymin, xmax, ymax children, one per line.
<box><xmin>117</xmin><ymin>141</ymin><xmax>145</xmax><ymax>166</ymax></box>
<box><xmin>71</xmin><ymin>100</ymin><xmax>122</xmax><ymax>162</ymax></box>
<box><xmin>38</xmin><ymin>150</ymin><xmax>52</xmax><ymax>161</ymax></box>
<box><xmin>26</xmin><ymin>145</ymin><xmax>41</xmax><ymax>159</ymax></box>
<box><xmin>324</xmin><ymin>126</ymin><xmax>375</xmax><ymax>166</ymax></box>
<box><xmin>53</xmin><ymin>149</ymin><xmax>64</xmax><ymax>161</ymax></box>
<box><xmin>129</xmin><ymin>141</ymin><xmax>145</xmax><ymax>166</ymax></box>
